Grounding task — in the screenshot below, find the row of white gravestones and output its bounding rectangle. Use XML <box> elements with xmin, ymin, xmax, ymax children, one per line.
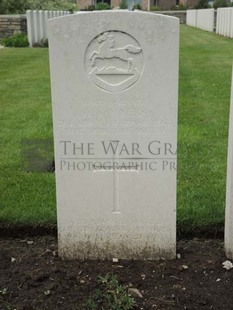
<box><xmin>196</xmin><ymin>9</ymin><xmax>214</xmax><ymax>32</ymax></box>
<box><xmin>26</xmin><ymin>10</ymin><xmax>70</xmax><ymax>47</ymax></box>
<box><xmin>225</xmin><ymin>68</ymin><xmax>233</xmax><ymax>259</ymax></box>
<box><xmin>186</xmin><ymin>9</ymin><xmax>197</xmax><ymax>27</ymax></box>
<box><xmin>187</xmin><ymin>9</ymin><xmax>214</xmax><ymax>32</ymax></box>
<box><xmin>216</xmin><ymin>8</ymin><xmax>233</xmax><ymax>39</ymax></box>
<box><xmin>48</xmin><ymin>11</ymin><xmax>179</xmax><ymax>260</ymax></box>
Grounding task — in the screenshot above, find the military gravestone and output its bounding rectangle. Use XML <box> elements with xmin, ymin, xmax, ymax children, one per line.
<box><xmin>49</xmin><ymin>11</ymin><xmax>179</xmax><ymax>259</ymax></box>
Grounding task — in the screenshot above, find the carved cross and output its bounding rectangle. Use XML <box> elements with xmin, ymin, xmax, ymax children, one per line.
<box><xmin>93</xmin><ymin>158</ymin><xmax>139</xmax><ymax>214</ymax></box>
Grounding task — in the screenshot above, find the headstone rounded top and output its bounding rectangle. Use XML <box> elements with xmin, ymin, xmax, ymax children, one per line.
<box><xmin>50</xmin><ymin>10</ymin><xmax>179</xmax><ymax>22</ymax></box>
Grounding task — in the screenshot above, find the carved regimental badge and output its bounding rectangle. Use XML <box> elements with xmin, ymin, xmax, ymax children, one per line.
<box><xmin>85</xmin><ymin>31</ymin><xmax>144</xmax><ymax>92</ymax></box>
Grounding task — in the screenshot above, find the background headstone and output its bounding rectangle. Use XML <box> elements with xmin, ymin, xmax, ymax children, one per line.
<box><xmin>225</xmin><ymin>67</ymin><xmax>233</xmax><ymax>259</ymax></box>
<box><xmin>49</xmin><ymin>11</ymin><xmax>179</xmax><ymax>260</ymax></box>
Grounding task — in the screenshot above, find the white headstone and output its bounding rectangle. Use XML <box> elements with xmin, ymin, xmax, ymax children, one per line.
<box><xmin>187</xmin><ymin>10</ymin><xmax>197</xmax><ymax>28</ymax></box>
<box><xmin>196</xmin><ymin>9</ymin><xmax>214</xmax><ymax>32</ymax></box>
<box><xmin>49</xmin><ymin>11</ymin><xmax>179</xmax><ymax>260</ymax></box>
<box><xmin>225</xmin><ymin>67</ymin><xmax>233</xmax><ymax>259</ymax></box>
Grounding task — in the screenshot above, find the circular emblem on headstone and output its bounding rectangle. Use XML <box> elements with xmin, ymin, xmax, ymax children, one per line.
<box><xmin>85</xmin><ymin>31</ymin><xmax>144</xmax><ymax>92</ymax></box>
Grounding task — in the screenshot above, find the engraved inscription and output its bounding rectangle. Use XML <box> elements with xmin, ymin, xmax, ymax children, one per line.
<box><xmin>85</xmin><ymin>31</ymin><xmax>144</xmax><ymax>92</ymax></box>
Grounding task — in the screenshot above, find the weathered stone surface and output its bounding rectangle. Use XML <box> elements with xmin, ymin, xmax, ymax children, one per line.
<box><xmin>0</xmin><ymin>14</ymin><xmax>27</xmax><ymax>39</ymax></box>
<box><xmin>49</xmin><ymin>11</ymin><xmax>179</xmax><ymax>260</ymax></box>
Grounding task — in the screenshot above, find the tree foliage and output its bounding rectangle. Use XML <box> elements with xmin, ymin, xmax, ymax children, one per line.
<box><xmin>26</xmin><ymin>0</ymin><xmax>76</xmax><ymax>10</ymax></box>
<box><xmin>0</xmin><ymin>0</ymin><xmax>28</xmax><ymax>14</ymax></box>
<box><xmin>0</xmin><ymin>0</ymin><xmax>76</xmax><ymax>14</ymax></box>
<box><xmin>119</xmin><ymin>0</ymin><xmax>128</xmax><ymax>9</ymax></box>
<box><xmin>213</xmin><ymin>0</ymin><xmax>229</xmax><ymax>8</ymax></box>
<box><xmin>95</xmin><ymin>2</ymin><xmax>111</xmax><ymax>9</ymax></box>
<box><xmin>195</xmin><ymin>0</ymin><xmax>209</xmax><ymax>9</ymax></box>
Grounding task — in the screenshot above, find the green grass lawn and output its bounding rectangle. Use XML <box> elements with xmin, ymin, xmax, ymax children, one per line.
<box><xmin>0</xmin><ymin>25</ymin><xmax>233</xmax><ymax>234</ymax></box>
<box><xmin>0</xmin><ymin>48</ymin><xmax>56</xmax><ymax>225</ymax></box>
<box><xmin>178</xmin><ymin>26</ymin><xmax>233</xmax><ymax>233</ymax></box>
